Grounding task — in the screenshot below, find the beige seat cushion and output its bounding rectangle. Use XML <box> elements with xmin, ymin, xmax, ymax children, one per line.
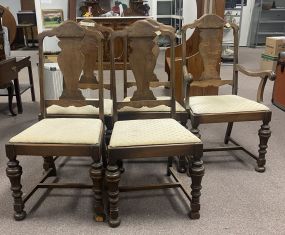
<box><xmin>109</xmin><ymin>118</ymin><xmax>201</xmax><ymax>148</ymax></box>
<box><xmin>189</xmin><ymin>95</ymin><xmax>270</xmax><ymax>115</ymax></box>
<box><xmin>120</xmin><ymin>96</ymin><xmax>186</xmax><ymax>113</ymax></box>
<box><xmin>9</xmin><ymin>118</ymin><xmax>103</xmax><ymax>145</ymax></box>
<box><xmin>46</xmin><ymin>99</ymin><xmax>113</xmax><ymax>116</ymax></box>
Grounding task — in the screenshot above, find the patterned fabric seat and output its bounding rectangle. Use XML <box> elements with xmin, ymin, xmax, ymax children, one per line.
<box><xmin>189</xmin><ymin>95</ymin><xmax>269</xmax><ymax>115</ymax></box>
<box><xmin>9</xmin><ymin>118</ymin><xmax>103</xmax><ymax>145</ymax></box>
<box><xmin>109</xmin><ymin>118</ymin><xmax>201</xmax><ymax>148</ymax></box>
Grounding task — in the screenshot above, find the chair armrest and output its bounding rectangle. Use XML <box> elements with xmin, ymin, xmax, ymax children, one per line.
<box><xmin>183</xmin><ymin>65</ymin><xmax>193</xmax><ymax>84</ymax></box>
<box><xmin>183</xmin><ymin>65</ymin><xmax>193</xmax><ymax>110</ymax></box>
<box><xmin>236</xmin><ymin>64</ymin><xmax>276</xmax><ymax>81</ymax></box>
<box><xmin>235</xmin><ymin>64</ymin><xmax>276</xmax><ymax>103</ymax></box>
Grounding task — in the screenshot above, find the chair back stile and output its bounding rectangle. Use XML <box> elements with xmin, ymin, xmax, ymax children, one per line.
<box><xmin>182</xmin><ymin>14</ymin><xmax>238</xmax><ymax>96</ymax></box>
<box><xmin>232</xmin><ymin>23</ymin><xmax>239</xmax><ymax>95</ymax></box>
<box><xmin>38</xmin><ymin>21</ymin><xmax>105</xmax><ymax>122</ymax></box>
<box><xmin>110</xmin><ymin>19</ymin><xmax>177</xmax><ymax>122</ymax></box>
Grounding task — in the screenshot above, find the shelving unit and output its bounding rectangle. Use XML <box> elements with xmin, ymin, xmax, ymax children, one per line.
<box><xmin>156</xmin><ymin>0</ymin><xmax>183</xmax><ymax>46</ymax></box>
<box><xmin>222</xmin><ymin>0</ymin><xmax>245</xmax><ymax>63</ymax></box>
<box><xmin>249</xmin><ymin>0</ymin><xmax>285</xmax><ymax>47</ymax></box>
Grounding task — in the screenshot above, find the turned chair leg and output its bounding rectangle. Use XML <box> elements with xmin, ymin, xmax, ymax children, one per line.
<box><xmin>90</xmin><ymin>159</ymin><xmax>105</xmax><ymax>222</ymax></box>
<box><xmin>106</xmin><ymin>161</ymin><xmax>121</xmax><ymax>227</ymax></box>
<box><xmin>224</xmin><ymin>122</ymin><xmax>233</xmax><ymax>144</ymax></box>
<box><xmin>6</xmin><ymin>153</ymin><xmax>26</xmax><ymax>221</ymax></box>
<box><xmin>256</xmin><ymin>120</ymin><xmax>271</xmax><ymax>173</ymax></box>
<box><xmin>43</xmin><ymin>156</ymin><xmax>57</xmax><ymax>177</ymax></box>
<box><xmin>188</xmin><ymin>148</ymin><xmax>204</xmax><ymax>219</ymax></box>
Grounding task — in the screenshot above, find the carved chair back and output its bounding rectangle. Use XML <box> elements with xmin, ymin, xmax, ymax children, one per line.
<box><xmin>38</xmin><ymin>21</ymin><xmax>105</xmax><ymax>121</ymax></box>
<box><xmin>182</xmin><ymin>14</ymin><xmax>239</xmax><ymax>96</ymax></box>
<box><xmin>122</xmin><ymin>19</ymin><xmax>175</xmax><ymax>99</ymax></box>
<box><xmin>79</xmin><ymin>19</ymin><xmax>113</xmax><ymax>93</ymax></box>
<box><xmin>110</xmin><ymin>19</ymin><xmax>176</xmax><ymax>122</ymax></box>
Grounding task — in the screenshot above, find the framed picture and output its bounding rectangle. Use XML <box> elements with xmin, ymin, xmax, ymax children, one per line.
<box><xmin>42</xmin><ymin>9</ymin><xmax>63</xmax><ymax>29</ymax></box>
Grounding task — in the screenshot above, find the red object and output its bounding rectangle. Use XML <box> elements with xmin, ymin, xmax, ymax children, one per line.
<box><xmin>112</xmin><ymin>5</ymin><xmax>120</xmax><ymax>14</ymax></box>
<box><xmin>272</xmin><ymin>52</ymin><xmax>285</xmax><ymax>111</ymax></box>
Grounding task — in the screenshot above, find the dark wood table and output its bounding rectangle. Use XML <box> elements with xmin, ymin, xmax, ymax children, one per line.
<box><xmin>0</xmin><ymin>57</ymin><xmax>18</xmax><ymax>115</ymax></box>
<box><xmin>0</xmin><ymin>56</ymin><xmax>35</xmax><ymax>115</ymax></box>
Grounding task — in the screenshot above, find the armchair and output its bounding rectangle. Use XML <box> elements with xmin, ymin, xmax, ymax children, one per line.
<box><xmin>182</xmin><ymin>14</ymin><xmax>275</xmax><ymax>172</ymax></box>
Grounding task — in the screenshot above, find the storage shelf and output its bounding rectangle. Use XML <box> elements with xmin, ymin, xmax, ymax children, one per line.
<box><xmin>225</xmin><ymin>8</ymin><xmax>242</xmax><ymax>11</ymax></box>
<box><xmin>249</xmin><ymin>0</ymin><xmax>285</xmax><ymax>46</ymax></box>
<box><xmin>259</xmin><ymin>20</ymin><xmax>285</xmax><ymax>23</ymax></box>
<box><xmin>157</xmin><ymin>15</ymin><xmax>183</xmax><ymax>20</ymax></box>
<box><xmin>257</xmin><ymin>32</ymin><xmax>285</xmax><ymax>35</ymax></box>
<box><xmin>263</xmin><ymin>8</ymin><xmax>285</xmax><ymax>11</ymax></box>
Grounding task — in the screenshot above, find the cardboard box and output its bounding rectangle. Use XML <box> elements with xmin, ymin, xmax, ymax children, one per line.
<box><xmin>265</xmin><ymin>37</ymin><xmax>285</xmax><ymax>57</ymax></box>
<box><xmin>260</xmin><ymin>53</ymin><xmax>278</xmax><ymax>71</ymax></box>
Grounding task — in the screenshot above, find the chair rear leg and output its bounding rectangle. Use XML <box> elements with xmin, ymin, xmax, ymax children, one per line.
<box><xmin>43</xmin><ymin>156</ymin><xmax>57</xmax><ymax>177</ymax></box>
<box><xmin>256</xmin><ymin>120</ymin><xmax>271</xmax><ymax>173</ymax></box>
<box><xmin>6</xmin><ymin>151</ymin><xmax>26</xmax><ymax>221</ymax></box>
<box><xmin>167</xmin><ymin>156</ymin><xmax>173</xmax><ymax>176</ymax></box>
<box><xmin>188</xmin><ymin>147</ymin><xmax>204</xmax><ymax>220</ymax></box>
<box><xmin>106</xmin><ymin>161</ymin><xmax>121</xmax><ymax>227</ymax></box>
<box><xmin>177</xmin><ymin>156</ymin><xmax>186</xmax><ymax>173</ymax></box>
<box><xmin>176</xmin><ymin>120</ymin><xmax>188</xmax><ymax>173</ymax></box>
<box><xmin>224</xmin><ymin>122</ymin><xmax>233</xmax><ymax>144</ymax></box>
<box><xmin>90</xmin><ymin>159</ymin><xmax>105</xmax><ymax>222</ymax></box>
<box><xmin>190</xmin><ymin>120</ymin><xmax>201</xmax><ymax>139</ymax></box>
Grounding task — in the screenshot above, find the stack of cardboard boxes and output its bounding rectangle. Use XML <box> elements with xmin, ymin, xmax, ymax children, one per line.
<box><xmin>260</xmin><ymin>37</ymin><xmax>285</xmax><ymax>71</ymax></box>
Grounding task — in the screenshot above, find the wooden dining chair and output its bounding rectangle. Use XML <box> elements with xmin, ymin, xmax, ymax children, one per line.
<box><xmin>44</xmin><ymin>20</ymin><xmax>114</xmax><ymax>141</ymax></box>
<box><xmin>118</xmin><ymin>18</ymin><xmax>189</xmax><ymax>172</ymax></box>
<box><xmin>182</xmin><ymin>14</ymin><xmax>275</xmax><ymax>172</ymax></box>
<box><xmin>5</xmin><ymin>21</ymin><xmax>106</xmax><ymax>221</ymax></box>
<box><xmin>106</xmin><ymin>19</ymin><xmax>204</xmax><ymax>227</ymax></box>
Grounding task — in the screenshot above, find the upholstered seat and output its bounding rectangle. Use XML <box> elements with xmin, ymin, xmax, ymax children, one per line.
<box><xmin>46</xmin><ymin>99</ymin><xmax>113</xmax><ymax>116</ymax></box>
<box><xmin>109</xmin><ymin>118</ymin><xmax>201</xmax><ymax>148</ymax></box>
<box><xmin>189</xmin><ymin>95</ymin><xmax>269</xmax><ymax>115</ymax></box>
<box><xmin>120</xmin><ymin>96</ymin><xmax>186</xmax><ymax>113</ymax></box>
<box><xmin>181</xmin><ymin>14</ymin><xmax>274</xmax><ymax>173</ymax></box>
<box><xmin>9</xmin><ymin>118</ymin><xmax>103</xmax><ymax>145</ymax></box>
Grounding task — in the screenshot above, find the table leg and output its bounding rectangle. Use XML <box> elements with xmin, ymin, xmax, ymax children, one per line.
<box><xmin>13</xmin><ymin>78</ymin><xmax>23</xmax><ymax>114</ymax></box>
<box><xmin>23</xmin><ymin>27</ymin><xmax>27</xmax><ymax>47</ymax></box>
<box><xmin>7</xmin><ymin>83</ymin><xmax>16</xmax><ymax>116</ymax></box>
<box><xmin>30</xmin><ymin>26</ymin><xmax>35</xmax><ymax>47</ymax></box>
<box><xmin>28</xmin><ymin>64</ymin><xmax>36</xmax><ymax>101</ymax></box>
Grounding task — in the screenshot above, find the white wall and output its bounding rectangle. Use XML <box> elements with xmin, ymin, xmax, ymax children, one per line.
<box><xmin>239</xmin><ymin>0</ymin><xmax>255</xmax><ymax>46</ymax></box>
<box><xmin>35</xmin><ymin>0</ymin><xmax>68</xmax><ymax>52</ymax></box>
<box><xmin>183</xmin><ymin>0</ymin><xmax>197</xmax><ymax>39</ymax></box>
<box><xmin>0</xmin><ymin>0</ymin><xmax>21</xmax><ymax>23</ymax></box>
